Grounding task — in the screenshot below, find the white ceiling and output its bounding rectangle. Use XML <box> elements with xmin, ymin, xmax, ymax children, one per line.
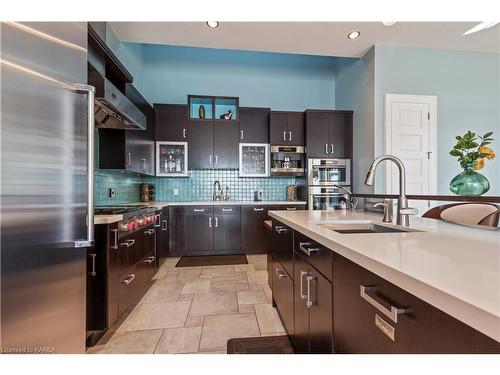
<box><xmin>109</xmin><ymin>22</ymin><xmax>500</xmax><ymax>58</ymax></box>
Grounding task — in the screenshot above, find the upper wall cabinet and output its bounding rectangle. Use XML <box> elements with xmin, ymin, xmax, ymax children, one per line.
<box><xmin>270</xmin><ymin>111</ymin><xmax>304</xmax><ymax>146</ymax></box>
<box><xmin>155</xmin><ymin>104</ymin><xmax>189</xmax><ymax>141</ymax></box>
<box><xmin>239</xmin><ymin>107</ymin><xmax>270</xmax><ymax>143</ymax></box>
<box><xmin>305</xmin><ymin>110</ymin><xmax>353</xmax><ymax>159</ymax></box>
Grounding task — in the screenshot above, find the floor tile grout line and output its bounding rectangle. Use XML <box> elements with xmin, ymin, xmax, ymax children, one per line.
<box><xmin>153</xmin><ymin>329</ymin><xmax>166</xmax><ymax>354</ymax></box>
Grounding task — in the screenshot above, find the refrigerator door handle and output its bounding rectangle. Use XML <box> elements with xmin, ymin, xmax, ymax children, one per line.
<box><xmin>74</xmin><ymin>84</ymin><xmax>95</xmax><ymax>248</ymax></box>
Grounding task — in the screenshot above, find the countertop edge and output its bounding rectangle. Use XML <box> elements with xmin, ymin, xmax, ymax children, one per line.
<box><xmin>268</xmin><ymin>211</ymin><xmax>500</xmax><ymax>343</ymax></box>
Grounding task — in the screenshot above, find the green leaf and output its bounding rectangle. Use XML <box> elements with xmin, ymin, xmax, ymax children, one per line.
<box><xmin>449</xmin><ymin>150</ymin><xmax>462</xmax><ymax>157</ymax></box>
<box><xmin>484</xmin><ymin>132</ymin><xmax>493</xmax><ymax>138</ymax></box>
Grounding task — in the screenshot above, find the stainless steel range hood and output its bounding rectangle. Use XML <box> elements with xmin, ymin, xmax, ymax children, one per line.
<box><xmin>89</xmin><ymin>64</ymin><xmax>146</xmax><ymax>130</ymax></box>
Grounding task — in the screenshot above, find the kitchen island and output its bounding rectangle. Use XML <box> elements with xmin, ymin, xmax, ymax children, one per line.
<box><xmin>268</xmin><ymin>209</ymin><xmax>500</xmax><ymax>353</ymax></box>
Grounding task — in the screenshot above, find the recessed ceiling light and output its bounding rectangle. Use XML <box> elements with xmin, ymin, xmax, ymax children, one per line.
<box><xmin>206</xmin><ymin>21</ymin><xmax>219</xmax><ymax>29</ymax></box>
<box><xmin>382</xmin><ymin>21</ymin><xmax>396</xmax><ymax>26</ymax></box>
<box><xmin>347</xmin><ymin>31</ymin><xmax>360</xmax><ymax>40</ymax></box>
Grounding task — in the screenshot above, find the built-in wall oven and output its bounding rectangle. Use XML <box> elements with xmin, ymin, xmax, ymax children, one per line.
<box><xmin>308</xmin><ymin>158</ymin><xmax>351</xmax><ymax>211</ymax></box>
<box><xmin>308</xmin><ymin>158</ymin><xmax>350</xmax><ymax>186</ymax></box>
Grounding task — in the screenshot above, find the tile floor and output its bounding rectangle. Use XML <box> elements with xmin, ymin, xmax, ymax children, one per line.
<box><xmin>88</xmin><ymin>254</ymin><xmax>285</xmax><ymax>354</ymax></box>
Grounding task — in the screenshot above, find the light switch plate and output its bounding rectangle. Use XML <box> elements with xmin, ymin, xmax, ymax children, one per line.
<box><xmin>109</xmin><ymin>188</ymin><xmax>116</xmax><ymax>198</ymax></box>
<box><xmin>173</xmin><ymin>188</ymin><xmax>179</xmax><ymax>196</ymax></box>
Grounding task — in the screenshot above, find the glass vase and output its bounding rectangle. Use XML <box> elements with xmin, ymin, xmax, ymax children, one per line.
<box><xmin>449</xmin><ymin>163</ymin><xmax>490</xmax><ymax>196</ymax></box>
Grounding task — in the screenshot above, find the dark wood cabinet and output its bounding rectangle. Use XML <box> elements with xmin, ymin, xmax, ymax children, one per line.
<box><xmin>214</xmin><ymin>121</ymin><xmax>239</xmax><ymax>169</ymax></box>
<box><xmin>305</xmin><ymin>110</ymin><xmax>353</xmax><ymax>158</ymax></box>
<box><xmin>184</xmin><ymin>206</ymin><xmax>214</xmax><ymax>254</ymax></box>
<box><xmin>270</xmin><ymin>220</ymin><xmax>294</xmax><ymax>278</ymax></box>
<box><xmin>188</xmin><ymin>119</ymin><xmax>214</xmax><ymax>169</ymax></box>
<box><xmin>272</xmin><ymin>255</ymin><xmax>294</xmax><ymax>335</ymax></box>
<box><xmin>213</xmin><ymin>206</ymin><xmax>241</xmax><ymax>252</ymax></box>
<box><xmin>168</xmin><ymin>206</ymin><xmax>187</xmax><ymax>256</ymax></box>
<box><xmin>239</xmin><ymin>107</ymin><xmax>270</xmax><ymax>143</ymax></box>
<box><xmin>270</xmin><ymin>111</ymin><xmax>304</xmax><ymax>146</ymax></box>
<box><xmin>292</xmin><ymin>254</ymin><xmax>310</xmax><ymax>353</ymax></box>
<box><xmin>333</xmin><ymin>253</ymin><xmax>500</xmax><ymax>354</ymax></box>
<box><xmin>241</xmin><ymin>206</ymin><xmax>268</xmax><ymax>254</ymax></box>
<box><xmin>155</xmin><ymin>208</ymin><xmax>169</xmax><ymax>266</ymax></box>
<box><xmin>98</xmin><ymin>84</ymin><xmax>155</xmax><ymax>176</ymax></box>
<box><xmin>154</xmin><ymin>104</ymin><xmax>188</xmax><ymax>141</ymax></box>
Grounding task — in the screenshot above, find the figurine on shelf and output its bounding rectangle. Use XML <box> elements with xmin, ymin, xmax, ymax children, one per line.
<box><xmin>220</xmin><ymin>110</ymin><xmax>233</xmax><ymax>120</ymax></box>
<box><xmin>199</xmin><ymin>105</ymin><xmax>206</xmax><ymax>119</ymax></box>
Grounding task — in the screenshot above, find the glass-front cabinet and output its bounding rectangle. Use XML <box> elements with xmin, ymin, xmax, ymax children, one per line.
<box><xmin>239</xmin><ymin>143</ymin><xmax>270</xmax><ymax>177</ymax></box>
<box><xmin>156</xmin><ymin>141</ymin><xmax>188</xmax><ymax>177</ymax></box>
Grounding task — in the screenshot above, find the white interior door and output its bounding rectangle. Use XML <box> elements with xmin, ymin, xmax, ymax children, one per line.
<box><xmin>384</xmin><ymin>94</ymin><xmax>437</xmax><ymax>216</ymax></box>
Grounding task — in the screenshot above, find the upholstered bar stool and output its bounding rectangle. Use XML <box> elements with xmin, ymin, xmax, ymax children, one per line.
<box><xmin>423</xmin><ymin>203</ymin><xmax>500</xmax><ymax>228</ymax></box>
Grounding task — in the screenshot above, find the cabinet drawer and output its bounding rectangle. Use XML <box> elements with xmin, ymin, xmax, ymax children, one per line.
<box><xmin>270</xmin><ymin>220</ymin><xmax>294</xmax><ymax>278</ymax></box>
<box><xmin>273</xmin><ymin>257</ymin><xmax>294</xmax><ymax>335</ymax></box>
<box><xmin>183</xmin><ymin>206</ymin><xmax>213</xmax><ymax>214</ymax></box>
<box><xmin>294</xmin><ymin>232</ymin><xmax>333</xmax><ymax>282</ymax></box>
<box><xmin>214</xmin><ymin>205</ymin><xmax>241</xmax><ymax>215</ymax></box>
<box><xmin>333</xmin><ymin>253</ymin><xmax>500</xmax><ymax>354</ymax></box>
<box><xmin>118</xmin><ymin>265</ymin><xmax>142</xmax><ymax>318</ymax></box>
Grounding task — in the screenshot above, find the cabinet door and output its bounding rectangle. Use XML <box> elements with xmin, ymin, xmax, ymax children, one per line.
<box><xmin>189</xmin><ymin>119</ymin><xmax>214</xmax><ymax>169</ymax></box>
<box><xmin>185</xmin><ymin>207</ymin><xmax>214</xmax><ymax>254</ymax></box>
<box><xmin>157</xmin><ymin>208</ymin><xmax>169</xmax><ymax>260</ymax></box>
<box><xmin>155</xmin><ymin>104</ymin><xmax>188</xmax><ymax>141</ymax></box>
<box><xmin>328</xmin><ymin>112</ymin><xmax>352</xmax><ymax>158</ymax></box>
<box><xmin>214</xmin><ymin>120</ymin><xmax>238</xmax><ymax>169</ymax></box>
<box><xmin>168</xmin><ymin>206</ymin><xmax>187</xmax><ymax>256</ymax></box>
<box><xmin>306</xmin><ymin>111</ymin><xmax>330</xmax><ymax>158</ymax></box>
<box><xmin>269</xmin><ymin>113</ymin><xmax>288</xmax><ymax>145</ymax></box>
<box><xmin>214</xmin><ymin>212</ymin><xmax>241</xmax><ymax>253</ymax></box>
<box><xmin>292</xmin><ymin>256</ymin><xmax>310</xmax><ymax>353</ymax></box>
<box><xmin>239</xmin><ymin>107</ymin><xmax>270</xmax><ymax>143</ymax></box>
<box><xmin>272</xmin><ymin>256</ymin><xmax>294</xmax><ymax>335</ymax></box>
<box><xmin>287</xmin><ymin>113</ymin><xmax>304</xmax><ymax>145</ymax></box>
<box><xmin>270</xmin><ymin>220</ymin><xmax>294</xmax><ymax>278</ymax></box>
<box><xmin>241</xmin><ymin>206</ymin><xmax>268</xmax><ymax>254</ymax></box>
<box><xmin>308</xmin><ymin>266</ymin><xmax>333</xmax><ymax>353</ymax></box>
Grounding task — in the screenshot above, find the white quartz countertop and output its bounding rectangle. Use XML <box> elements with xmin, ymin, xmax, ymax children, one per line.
<box><xmin>268</xmin><ymin>209</ymin><xmax>500</xmax><ymax>342</ymax></box>
<box><xmin>93</xmin><ymin>201</ymin><xmax>306</xmax><ymax>224</ymax></box>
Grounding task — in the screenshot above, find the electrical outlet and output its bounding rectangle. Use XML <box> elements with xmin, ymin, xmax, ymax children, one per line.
<box><xmin>173</xmin><ymin>188</ymin><xmax>179</xmax><ymax>196</ymax></box>
<box><xmin>109</xmin><ymin>188</ymin><xmax>116</xmax><ymax>198</ymax></box>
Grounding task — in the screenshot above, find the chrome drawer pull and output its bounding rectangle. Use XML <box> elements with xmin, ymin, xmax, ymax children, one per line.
<box><xmin>275</xmin><ymin>268</ymin><xmax>287</xmax><ymax>279</ymax></box>
<box><xmin>144</xmin><ymin>256</ymin><xmax>155</xmax><ymax>264</ymax></box>
<box><xmin>306</xmin><ymin>275</ymin><xmax>315</xmax><ymax>308</ymax></box>
<box><xmin>161</xmin><ymin>220</ymin><xmax>167</xmax><ymax>231</ymax></box>
<box><xmin>144</xmin><ymin>229</ymin><xmax>155</xmax><ymax>236</ymax></box>
<box><xmin>194</xmin><ymin>208</ymin><xmax>205</xmax><ymax>212</ymax></box>
<box><xmin>122</xmin><ymin>274</ymin><xmax>136</xmax><ymax>285</ymax></box>
<box><xmin>275</xmin><ymin>226</ymin><xmax>288</xmax><ymax>234</ymax></box>
<box><xmin>120</xmin><ymin>239</ymin><xmax>135</xmax><ymax>248</ymax></box>
<box><xmin>300</xmin><ymin>270</ymin><xmax>309</xmax><ymax>300</ymax></box>
<box><xmin>253</xmin><ymin>207</ymin><xmax>264</xmax><ymax>212</ymax></box>
<box><xmin>299</xmin><ymin>242</ymin><xmax>320</xmax><ymax>256</ymax></box>
<box><xmin>155</xmin><ymin>214</ymin><xmax>161</xmax><ymax>228</ymax></box>
<box><xmin>360</xmin><ymin>285</ymin><xmax>407</xmax><ymax>323</ymax></box>
<box><xmin>222</xmin><ymin>208</ymin><xmax>233</xmax><ymax>212</ymax></box>
<box><xmin>88</xmin><ymin>254</ymin><xmax>97</xmax><ymax>277</ymax></box>
<box><xmin>286</xmin><ymin>207</ymin><xmax>296</xmax><ymax>211</ymax></box>
<box><xmin>110</xmin><ymin>229</ymin><xmax>118</xmax><ymax>250</ymax></box>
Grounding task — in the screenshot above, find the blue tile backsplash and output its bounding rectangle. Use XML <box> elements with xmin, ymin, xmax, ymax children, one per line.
<box><xmin>95</xmin><ymin>169</ymin><xmax>300</xmax><ymax>206</ymax></box>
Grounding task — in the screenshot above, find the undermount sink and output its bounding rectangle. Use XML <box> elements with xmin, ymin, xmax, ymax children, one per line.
<box><xmin>319</xmin><ymin>221</ymin><xmax>421</xmax><ymax>234</ymax></box>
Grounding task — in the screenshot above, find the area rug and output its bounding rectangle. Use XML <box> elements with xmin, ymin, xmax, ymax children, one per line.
<box><xmin>175</xmin><ymin>254</ymin><xmax>248</xmax><ymax>267</ymax></box>
<box><xmin>227</xmin><ymin>336</ymin><xmax>295</xmax><ymax>354</ymax></box>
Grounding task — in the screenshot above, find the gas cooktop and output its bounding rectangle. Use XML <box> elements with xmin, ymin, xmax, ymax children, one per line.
<box><xmin>94</xmin><ymin>205</ymin><xmax>149</xmax><ymax>215</ymax></box>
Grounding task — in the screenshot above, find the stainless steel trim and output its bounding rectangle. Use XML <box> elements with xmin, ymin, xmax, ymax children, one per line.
<box><xmin>144</xmin><ymin>256</ymin><xmax>155</xmax><ymax>264</ymax></box>
<box><xmin>274</xmin><ymin>226</ymin><xmax>288</xmax><ymax>234</ymax></box>
<box><xmin>88</xmin><ymin>254</ymin><xmax>96</xmax><ymax>277</ymax></box>
<box><xmin>271</xmin><ymin>167</ymin><xmax>305</xmax><ymax>174</ymax></box>
<box><xmin>300</xmin><ymin>271</ymin><xmax>308</xmax><ymax>300</ymax></box>
<box><xmin>306</xmin><ymin>275</ymin><xmax>314</xmax><ymax>308</ymax></box>
<box><xmin>209</xmin><ymin>217</ymin><xmax>212</xmax><ymax>228</ymax></box>
<box><xmin>161</xmin><ymin>220</ymin><xmax>167</xmax><ymax>231</ymax></box>
<box><xmin>110</xmin><ymin>229</ymin><xmax>118</xmax><ymax>249</ymax></box>
<box><xmin>120</xmin><ymin>239</ymin><xmax>135</xmax><ymax>248</ymax></box>
<box><xmin>270</xmin><ymin>145</ymin><xmax>305</xmax><ymax>153</ymax></box>
<box><xmin>122</xmin><ymin>274</ymin><xmax>136</xmax><ymax>285</ymax></box>
<box><xmin>74</xmin><ymin>83</ymin><xmax>95</xmax><ymax>247</ymax></box>
<box><xmin>253</xmin><ymin>208</ymin><xmax>264</xmax><ymax>212</ymax></box>
<box><xmin>275</xmin><ymin>268</ymin><xmax>287</xmax><ymax>279</ymax></box>
<box><xmin>360</xmin><ymin>285</ymin><xmax>407</xmax><ymax>323</ymax></box>
<box><xmin>375</xmin><ymin>314</ymin><xmax>396</xmax><ymax>341</ymax></box>
<box><xmin>308</xmin><ymin>158</ymin><xmax>351</xmax><ymax>187</ymax></box>
<box><xmin>299</xmin><ymin>242</ymin><xmax>320</xmax><ymax>256</ymax></box>
<box><xmin>215</xmin><ymin>217</ymin><xmax>219</xmax><ymax>227</ymax></box>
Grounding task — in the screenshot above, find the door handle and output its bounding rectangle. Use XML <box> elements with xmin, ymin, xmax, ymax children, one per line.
<box><xmin>215</xmin><ymin>217</ymin><xmax>219</xmax><ymax>227</ymax></box>
<box><xmin>144</xmin><ymin>256</ymin><xmax>155</xmax><ymax>264</ymax></box>
<box><xmin>120</xmin><ymin>239</ymin><xmax>135</xmax><ymax>248</ymax></box>
<box><xmin>222</xmin><ymin>208</ymin><xmax>233</xmax><ymax>212</ymax></box>
<box><xmin>110</xmin><ymin>229</ymin><xmax>118</xmax><ymax>250</ymax></box>
<box><xmin>325</xmin><ymin>144</ymin><xmax>329</xmax><ymax>154</ymax></box>
<box><xmin>127</xmin><ymin>152</ymin><xmax>132</xmax><ymax>166</ymax></box>
<box><xmin>122</xmin><ymin>274</ymin><xmax>136</xmax><ymax>285</ymax></box>
<box><xmin>288</xmin><ymin>131</ymin><xmax>292</xmax><ymax>141</ymax></box>
<box><xmin>183</xmin><ymin>128</ymin><xmax>187</xmax><ymax>138</ymax></box>
<box><xmin>330</xmin><ymin>144</ymin><xmax>334</xmax><ymax>154</ymax></box>
<box><xmin>275</xmin><ymin>268</ymin><xmax>287</xmax><ymax>279</ymax></box>
<box><xmin>209</xmin><ymin>217</ymin><xmax>212</xmax><ymax>228</ymax></box>
<box><xmin>253</xmin><ymin>207</ymin><xmax>264</xmax><ymax>212</ymax></box>
<box><xmin>141</xmin><ymin>158</ymin><xmax>147</xmax><ymax>170</ymax></box>
<box><xmin>274</xmin><ymin>225</ymin><xmax>288</xmax><ymax>234</ymax></box>
<box><xmin>360</xmin><ymin>285</ymin><xmax>408</xmax><ymax>323</ymax></box>
<box><xmin>144</xmin><ymin>229</ymin><xmax>155</xmax><ymax>236</ymax></box>
<box><xmin>161</xmin><ymin>220</ymin><xmax>167</xmax><ymax>231</ymax></box>
<box><xmin>155</xmin><ymin>214</ymin><xmax>161</xmax><ymax>228</ymax></box>
<box><xmin>300</xmin><ymin>270</ymin><xmax>309</xmax><ymax>300</ymax></box>
<box><xmin>88</xmin><ymin>253</ymin><xmax>97</xmax><ymax>277</ymax></box>
<box><xmin>286</xmin><ymin>207</ymin><xmax>296</xmax><ymax>211</ymax></box>
<box><xmin>299</xmin><ymin>242</ymin><xmax>321</xmax><ymax>256</ymax></box>
<box><xmin>240</xmin><ymin>130</ymin><xmax>244</xmax><ymax>140</ymax></box>
<box><xmin>214</xmin><ymin>155</ymin><xmax>218</xmax><ymax>165</ymax></box>
<box><xmin>73</xmin><ymin>84</ymin><xmax>95</xmax><ymax>248</ymax></box>
<box><xmin>209</xmin><ymin>155</ymin><xmax>213</xmax><ymax>165</ymax></box>
<box><xmin>283</xmin><ymin>131</ymin><xmax>286</xmax><ymax>141</ymax></box>
<box><xmin>306</xmin><ymin>275</ymin><xmax>315</xmax><ymax>308</ymax></box>
<box><xmin>194</xmin><ymin>208</ymin><xmax>205</xmax><ymax>212</ymax></box>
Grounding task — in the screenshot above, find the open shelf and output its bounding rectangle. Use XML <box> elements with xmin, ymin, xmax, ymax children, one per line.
<box><xmin>189</xmin><ymin>95</ymin><xmax>213</xmax><ymax>120</ymax></box>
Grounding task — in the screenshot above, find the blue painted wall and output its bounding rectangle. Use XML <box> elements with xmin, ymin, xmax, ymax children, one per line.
<box><xmin>374</xmin><ymin>45</ymin><xmax>500</xmax><ymax>194</ymax></box>
<box><xmin>140</xmin><ymin>44</ymin><xmax>336</xmax><ymax>110</ymax></box>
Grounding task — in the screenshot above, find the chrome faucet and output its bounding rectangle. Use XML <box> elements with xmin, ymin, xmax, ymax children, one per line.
<box><xmin>364</xmin><ymin>155</ymin><xmax>416</xmax><ymax>226</ymax></box>
<box><xmin>332</xmin><ymin>184</ymin><xmax>358</xmax><ymax>210</ymax></box>
<box><xmin>213</xmin><ymin>180</ymin><xmax>223</xmax><ymax>201</ymax></box>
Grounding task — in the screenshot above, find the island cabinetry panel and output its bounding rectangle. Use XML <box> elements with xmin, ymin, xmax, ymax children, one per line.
<box><xmin>270</xmin><ymin>220</ymin><xmax>294</xmax><ymax>277</ymax></box>
<box><xmin>333</xmin><ymin>253</ymin><xmax>500</xmax><ymax>354</ymax></box>
<box><xmin>272</xmin><ymin>254</ymin><xmax>294</xmax><ymax>335</ymax></box>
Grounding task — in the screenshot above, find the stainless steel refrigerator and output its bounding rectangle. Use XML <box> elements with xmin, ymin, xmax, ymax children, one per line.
<box><xmin>1</xmin><ymin>22</ymin><xmax>94</xmax><ymax>353</ymax></box>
